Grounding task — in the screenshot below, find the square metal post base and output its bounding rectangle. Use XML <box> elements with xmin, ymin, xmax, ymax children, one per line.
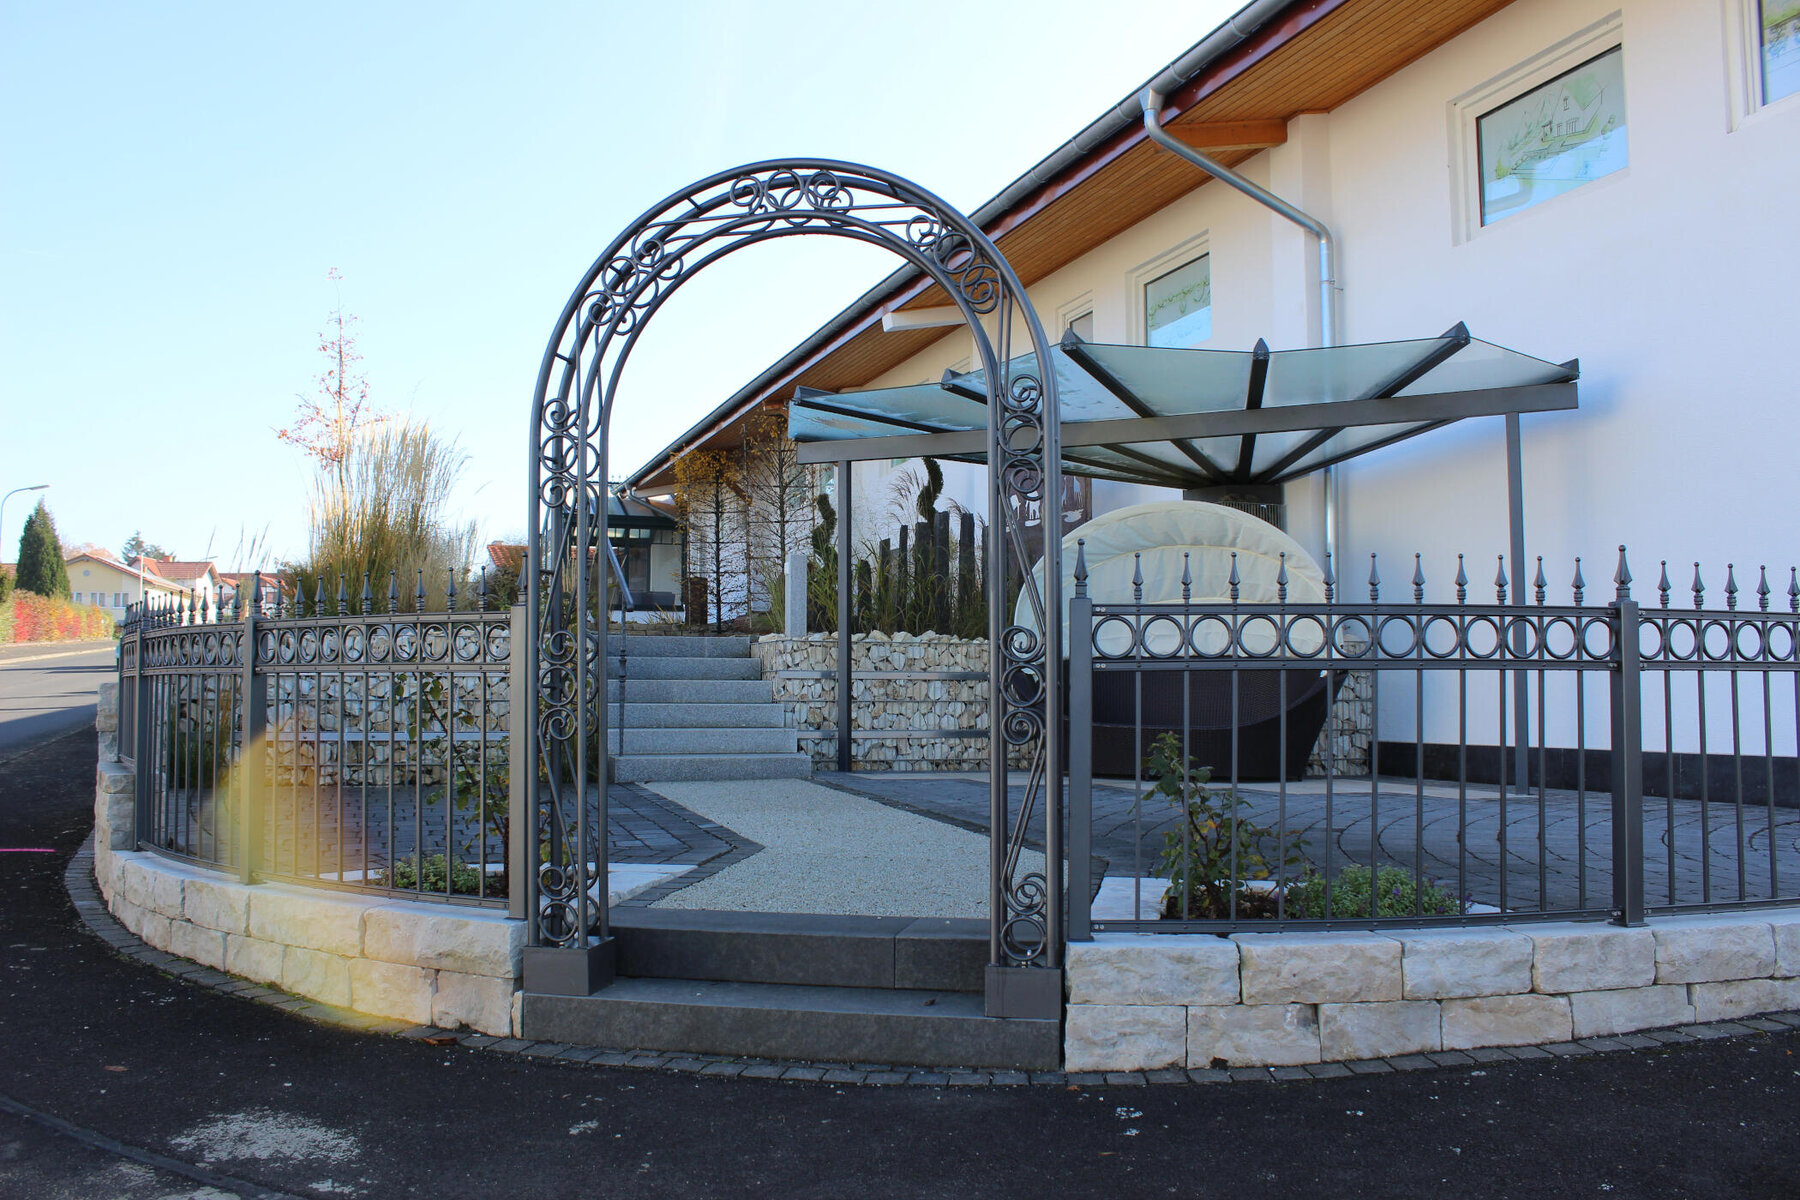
<box><xmin>523</xmin><ymin>939</ymin><xmax>617</xmax><ymax>996</ymax></box>
<box><xmin>985</xmin><ymin>965</ymin><xmax>1063</xmax><ymax>1019</ymax></box>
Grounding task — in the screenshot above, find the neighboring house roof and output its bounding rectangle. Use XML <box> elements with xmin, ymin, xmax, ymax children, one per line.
<box><xmin>131</xmin><ymin>558</ymin><xmax>222</xmax><ymax>587</ymax></box>
<box><xmin>621</xmin><ymin>0</ymin><xmax>1515</xmax><ymax>493</ymax></box>
<box><xmin>487</xmin><ymin>543</ymin><xmax>525</xmax><ymax>573</ymax></box>
<box><xmin>62</xmin><ymin>552</ymin><xmax>187</xmax><ymax>593</ymax></box>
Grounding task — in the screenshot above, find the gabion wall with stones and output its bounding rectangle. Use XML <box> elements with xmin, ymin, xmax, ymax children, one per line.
<box><xmin>755</xmin><ymin>632</ymin><xmax>1372</xmax><ymax>776</ymax></box>
<box><xmin>753</xmin><ymin>633</ymin><xmax>996</xmax><ymax>771</ymax></box>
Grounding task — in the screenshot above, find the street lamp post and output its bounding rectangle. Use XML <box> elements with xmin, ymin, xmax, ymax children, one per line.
<box><xmin>0</xmin><ymin>484</ymin><xmax>49</xmax><ymax>578</ymax></box>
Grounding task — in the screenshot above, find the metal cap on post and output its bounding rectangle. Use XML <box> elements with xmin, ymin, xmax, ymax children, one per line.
<box><xmin>1608</xmin><ymin>549</ymin><xmax>1646</xmax><ymax>927</ymax></box>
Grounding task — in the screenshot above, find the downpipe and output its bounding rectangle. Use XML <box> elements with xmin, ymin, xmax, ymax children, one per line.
<box><xmin>1139</xmin><ymin>86</ymin><xmax>1341</xmax><ymax>559</ymax></box>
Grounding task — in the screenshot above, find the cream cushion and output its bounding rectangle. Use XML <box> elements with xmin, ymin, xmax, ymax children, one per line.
<box><xmin>1015</xmin><ymin>500</ymin><xmax>1327</xmax><ymax>657</ymax></box>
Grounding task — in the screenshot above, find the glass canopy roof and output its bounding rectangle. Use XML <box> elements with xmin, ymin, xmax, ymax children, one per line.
<box><xmin>788</xmin><ymin>326</ymin><xmax>1579</xmax><ymax>487</ymax></box>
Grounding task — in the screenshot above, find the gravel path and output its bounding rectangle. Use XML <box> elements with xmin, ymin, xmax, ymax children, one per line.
<box><xmin>644</xmin><ymin>778</ymin><xmax>1042</xmax><ymax>917</ymax></box>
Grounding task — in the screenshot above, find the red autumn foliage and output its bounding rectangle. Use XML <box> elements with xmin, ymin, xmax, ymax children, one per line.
<box><xmin>0</xmin><ymin>592</ymin><xmax>114</xmax><ymax>644</ymax></box>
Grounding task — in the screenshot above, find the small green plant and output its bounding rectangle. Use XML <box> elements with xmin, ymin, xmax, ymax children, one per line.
<box><xmin>379</xmin><ymin>853</ymin><xmax>504</xmax><ymax>898</ymax></box>
<box><xmin>1283</xmin><ymin>864</ymin><xmax>1464</xmax><ymax>919</ymax></box>
<box><xmin>1145</xmin><ymin>732</ymin><xmax>1305</xmax><ymax>919</ymax></box>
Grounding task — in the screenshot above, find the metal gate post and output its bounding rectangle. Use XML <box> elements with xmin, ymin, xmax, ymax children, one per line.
<box><xmin>507</xmin><ymin>601</ymin><xmax>529</xmax><ymax>922</ymax></box>
<box><xmin>835</xmin><ymin>459</ymin><xmax>853</xmax><ymax>773</ymax></box>
<box><xmin>1609</xmin><ymin>590</ymin><xmax>1646</xmax><ymax>926</ymax></box>
<box><xmin>1068</xmin><ymin>543</ymin><xmax>1093</xmax><ymax>942</ymax></box>
<box><xmin>132</xmin><ymin>613</ymin><xmax>151</xmax><ymax>849</ymax></box>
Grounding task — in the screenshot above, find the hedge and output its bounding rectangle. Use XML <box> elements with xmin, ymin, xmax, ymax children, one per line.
<box><xmin>0</xmin><ymin>593</ymin><xmax>115</xmax><ymax>644</ymax></box>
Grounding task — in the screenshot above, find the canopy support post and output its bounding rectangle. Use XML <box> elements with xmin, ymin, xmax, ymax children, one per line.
<box><xmin>1506</xmin><ymin>412</ymin><xmax>1530</xmax><ymax>790</ymax></box>
<box><xmin>836</xmin><ymin>459</ymin><xmax>853</xmax><ymax>773</ymax></box>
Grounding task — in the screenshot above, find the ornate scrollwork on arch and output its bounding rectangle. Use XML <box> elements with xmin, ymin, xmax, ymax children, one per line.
<box><xmin>525</xmin><ymin>161</ymin><xmax>1064</xmax><ymax>979</ymax></box>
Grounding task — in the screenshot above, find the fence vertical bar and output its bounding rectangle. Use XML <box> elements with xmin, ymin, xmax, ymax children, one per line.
<box><xmin>836</xmin><ymin>459</ymin><xmax>853</xmax><ymax>772</ymax></box>
<box><xmin>1068</xmin><ymin>573</ymin><xmax>1093</xmax><ymax>941</ymax></box>
<box><xmin>1609</xmin><ymin>597</ymin><xmax>1646</xmax><ymax>925</ymax></box>
<box><xmin>132</xmin><ymin>613</ymin><xmax>151</xmax><ymax>849</ymax></box>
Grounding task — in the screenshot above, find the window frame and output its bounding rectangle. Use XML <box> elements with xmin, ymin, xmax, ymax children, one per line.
<box><xmin>1447</xmin><ymin>13</ymin><xmax>1627</xmax><ymax>243</ymax></box>
<box><xmin>1726</xmin><ymin>0</ymin><xmax>1800</xmax><ymax>126</ymax></box>
<box><xmin>1126</xmin><ymin>233</ymin><xmax>1213</xmax><ymax>348</ymax></box>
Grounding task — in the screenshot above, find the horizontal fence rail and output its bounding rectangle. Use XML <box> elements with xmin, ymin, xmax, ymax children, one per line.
<box><xmin>119</xmin><ymin>574</ymin><xmax>513</xmax><ymax>907</ymax></box>
<box><xmin>1068</xmin><ymin>546</ymin><xmax>1800</xmax><ymax>936</ymax></box>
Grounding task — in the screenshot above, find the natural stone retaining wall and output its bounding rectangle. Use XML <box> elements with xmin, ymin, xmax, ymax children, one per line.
<box><xmin>1064</xmin><ymin>916</ymin><xmax>1800</xmax><ymax>1070</ymax></box>
<box><xmin>92</xmin><ymin>680</ymin><xmax>522</xmax><ymax>1037</ymax></box>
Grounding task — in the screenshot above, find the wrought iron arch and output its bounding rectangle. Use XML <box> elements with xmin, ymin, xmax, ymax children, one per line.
<box><xmin>525</xmin><ymin>160</ymin><xmax>1064</xmax><ymax>1008</ymax></box>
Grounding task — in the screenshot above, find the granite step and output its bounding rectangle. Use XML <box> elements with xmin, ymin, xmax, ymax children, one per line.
<box><xmin>606</xmin><ymin>678</ymin><xmax>774</xmax><ymax>705</ymax></box>
<box><xmin>606</xmin><ymin>726</ymin><xmax>798</xmax><ymax>756</ymax></box>
<box><xmin>612</xmin><ymin>655</ymin><xmax>762</xmax><ymax>681</ymax></box>
<box><xmin>612</xmin><ymin>751</ymin><xmax>811</xmax><ymax>783</ymax></box>
<box><xmin>619</xmin><ymin>702</ymin><xmax>786</xmax><ymax>729</ymax></box>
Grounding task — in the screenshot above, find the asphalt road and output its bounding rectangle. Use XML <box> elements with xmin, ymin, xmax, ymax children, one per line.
<box><xmin>1</xmin><ymin>734</ymin><xmax>1798</xmax><ymax>1195</ymax></box>
<box><xmin>0</xmin><ymin>640</ymin><xmax>115</xmax><ymax>763</ymax></box>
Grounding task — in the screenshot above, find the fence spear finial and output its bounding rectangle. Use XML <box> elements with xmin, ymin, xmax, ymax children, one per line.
<box><xmin>360</xmin><ymin>572</ymin><xmax>373</xmax><ymax>616</ymax></box>
<box><xmin>1572</xmin><ymin>557</ymin><xmax>1585</xmax><ymax>606</ymax></box>
<box><xmin>1073</xmin><ymin>538</ymin><xmax>1088</xmax><ymax>597</ymax></box>
<box><xmin>1183</xmin><ymin>551</ymin><xmax>1194</xmax><ymax>603</ymax></box>
<box><xmin>1132</xmin><ymin>551</ymin><xmax>1143</xmax><ymax>604</ymax></box>
<box><xmin>1534</xmin><ymin>556</ymin><xmax>1547</xmax><ymax>606</ymax></box>
<box><xmin>1229</xmin><ymin>551</ymin><xmax>1241</xmax><ymax>604</ymax></box>
<box><xmin>416</xmin><ymin>569</ymin><xmax>427</xmax><ymax>613</ymax></box>
<box><xmin>1277</xmin><ymin>552</ymin><xmax>1289</xmax><ymax>605</ymax></box>
<box><xmin>1614</xmin><ymin>545</ymin><xmax>1632</xmax><ymax>603</ymax></box>
<box><xmin>478</xmin><ymin>566</ymin><xmax>490</xmax><ymax>612</ymax></box>
<box><xmin>1368</xmin><ymin>553</ymin><xmax>1380</xmax><ymax>603</ymax></box>
<box><xmin>1692</xmin><ymin>563</ymin><xmax>1705</xmax><ymax>611</ymax></box>
<box><xmin>389</xmin><ymin>569</ymin><xmax>400</xmax><ymax>615</ymax></box>
<box><xmin>1322</xmin><ymin>549</ymin><xmax>1336</xmax><ymax>604</ymax></box>
<box><xmin>337</xmin><ymin>574</ymin><xmax>348</xmax><ymax>618</ymax></box>
<box><xmin>1789</xmin><ymin>567</ymin><xmax>1798</xmax><ymax>614</ymax></box>
<box><xmin>1726</xmin><ymin>563</ymin><xmax>1739</xmax><ymax>611</ymax></box>
<box><xmin>1455</xmin><ymin>553</ymin><xmax>1468</xmax><ymax>604</ymax></box>
<box><xmin>1412</xmin><ymin>553</ymin><xmax>1425</xmax><ymax>604</ymax></box>
<box><xmin>446</xmin><ymin>569</ymin><xmax>459</xmax><ymax>612</ymax></box>
<box><xmin>1758</xmin><ymin>566</ymin><xmax>1771</xmax><ymax>612</ymax></box>
<box><xmin>251</xmin><ymin>571</ymin><xmax>263</xmax><ymax>616</ymax></box>
<box><xmin>1494</xmin><ymin>555</ymin><xmax>1506</xmax><ymax>604</ymax></box>
<box><xmin>1658</xmin><ymin>561</ymin><xmax>1671</xmax><ymax>609</ymax></box>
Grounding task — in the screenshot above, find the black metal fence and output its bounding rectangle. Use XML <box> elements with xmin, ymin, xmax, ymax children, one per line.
<box><xmin>118</xmin><ymin>576</ymin><xmax>516</xmax><ymax>907</ymax></box>
<box><xmin>1068</xmin><ymin>546</ymin><xmax>1800</xmax><ymax>934</ymax></box>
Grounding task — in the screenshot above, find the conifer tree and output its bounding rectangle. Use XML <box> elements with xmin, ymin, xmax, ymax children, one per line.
<box><xmin>15</xmin><ymin>500</ymin><xmax>70</xmax><ymax>598</ymax></box>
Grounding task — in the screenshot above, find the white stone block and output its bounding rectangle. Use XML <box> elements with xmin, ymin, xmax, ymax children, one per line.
<box><xmin>432</xmin><ymin>971</ymin><xmax>517</xmax><ymax>1036</ymax></box>
<box><xmin>1569</xmin><ymin>985</ymin><xmax>1694</xmax><ymax>1037</ymax></box>
<box><xmin>96</xmin><ymin>761</ymin><xmax>133</xmax><ymax>795</ymax></box>
<box><xmin>138</xmin><ymin>910</ymin><xmax>173</xmax><ymax>951</ymax></box>
<box><xmin>1397</xmin><ymin>929</ymin><xmax>1533</xmax><ymax>999</ymax></box>
<box><xmin>1767</xmin><ymin>911</ymin><xmax>1800</xmax><ymax>977</ymax></box>
<box><xmin>183</xmin><ymin>877</ymin><xmax>250</xmax><ymax>934</ymax></box>
<box><xmin>1527</xmin><ymin>924</ymin><xmax>1654</xmax><ymax>993</ymax></box>
<box><xmin>349</xmin><ymin>959</ymin><xmax>435</xmax><ymax>1026</ymax></box>
<box><xmin>1188</xmin><ymin>1003</ymin><xmax>1321</xmax><ymax>1067</ymax></box>
<box><xmin>224</xmin><ymin>934</ymin><xmax>285</xmax><ymax>985</ymax></box>
<box><xmin>511</xmin><ymin>989</ymin><xmax>524</xmax><ymax>1038</ymax></box>
<box><xmin>147</xmin><ymin>867</ymin><xmax>185</xmax><ymax>919</ymax></box>
<box><xmin>95</xmin><ymin>680</ymin><xmax>119</xmax><ymax>732</ymax></box>
<box><xmin>1319</xmin><ymin>1001</ymin><xmax>1441</xmax><ymax>1060</ymax></box>
<box><xmin>98</xmin><ymin>790</ymin><xmax>135</xmax><ymax>852</ymax></box>
<box><xmin>1689</xmin><ymin>977</ymin><xmax>1800</xmax><ymax>1022</ymax></box>
<box><xmin>167</xmin><ymin>920</ymin><xmax>227</xmax><ymax>971</ymax></box>
<box><xmin>282</xmin><ymin>946</ymin><xmax>352</xmax><ymax>1007</ymax></box>
<box><xmin>110</xmin><ymin>895</ymin><xmax>146</xmax><ymax>936</ymax></box>
<box><xmin>1235</xmin><ymin>932</ymin><xmax>1401</xmax><ymax>1005</ymax></box>
<box><xmin>1441</xmin><ymin>994</ymin><xmax>1572</xmax><ymax>1049</ymax></box>
<box><xmin>363</xmin><ymin>905</ymin><xmax>525</xmax><ymax>979</ymax></box>
<box><xmin>1652</xmin><ymin>917</ymin><xmax>1776</xmax><ymax>984</ymax></box>
<box><xmin>117</xmin><ymin>857</ymin><xmax>154</xmax><ymax>910</ymax></box>
<box><xmin>248</xmin><ymin>887</ymin><xmax>367</xmax><ymax>957</ymax></box>
<box><xmin>1066</xmin><ymin>935</ymin><xmax>1239</xmax><ymax>1006</ymax></box>
<box><xmin>1064</xmin><ymin>1005</ymin><xmax>1186</xmax><ymax>1072</ymax></box>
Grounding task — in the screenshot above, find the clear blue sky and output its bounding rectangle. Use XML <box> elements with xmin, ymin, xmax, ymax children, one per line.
<box><xmin>2</xmin><ymin>0</ymin><xmax>1240</xmax><ymax>568</ymax></box>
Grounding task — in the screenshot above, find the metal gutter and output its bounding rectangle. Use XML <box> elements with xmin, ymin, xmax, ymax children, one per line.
<box><xmin>621</xmin><ymin>0</ymin><xmax>1300</xmax><ymax>492</ymax></box>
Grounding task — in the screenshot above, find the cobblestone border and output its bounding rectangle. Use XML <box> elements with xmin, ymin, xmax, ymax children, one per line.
<box><xmin>65</xmin><ymin>835</ymin><xmax>1800</xmax><ymax>1087</ymax></box>
<box><xmin>611</xmin><ymin>785</ymin><xmax>764</xmax><ymax>908</ymax></box>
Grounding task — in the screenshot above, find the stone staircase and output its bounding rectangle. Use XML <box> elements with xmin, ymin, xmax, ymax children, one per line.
<box><xmin>521</xmin><ymin>911</ymin><xmax>1061</xmax><ymax>1069</ymax></box>
<box><xmin>605</xmin><ymin>634</ymin><xmax>811</xmax><ymax>783</ymax></box>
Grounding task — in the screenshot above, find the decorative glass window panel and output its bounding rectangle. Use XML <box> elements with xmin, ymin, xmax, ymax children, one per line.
<box><xmin>1067</xmin><ymin>311</ymin><xmax>1095</xmax><ymax>341</ymax></box>
<box><xmin>1477</xmin><ymin>46</ymin><xmax>1627</xmax><ymax>225</ymax></box>
<box><xmin>1144</xmin><ymin>256</ymin><xmax>1211</xmax><ymax>347</ymax></box>
<box><xmin>1766</xmin><ymin>1</ymin><xmax>1800</xmax><ymax>103</ymax></box>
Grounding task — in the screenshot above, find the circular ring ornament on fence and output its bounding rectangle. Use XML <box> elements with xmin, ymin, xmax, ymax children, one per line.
<box><xmin>1420</xmin><ymin>614</ymin><xmax>1464</xmax><ymax>659</ymax></box>
<box><xmin>256</xmin><ymin>630</ymin><xmax>277</xmax><ymax>666</ymax></box>
<box><xmin>1235</xmin><ymin>614</ymin><xmax>1283</xmax><ymax>659</ymax></box>
<box><xmin>1663</xmin><ymin>618</ymin><xmax>1699</xmax><ymax>662</ymax></box>
<box><xmin>275</xmin><ymin>629</ymin><xmax>298</xmax><ymax>665</ymax></box>
<box><xmin>298</xmin><ymin>629</ymin><xmax>320</xmax><ymax>664</ymax></box>
<box><xmin>203</xmin><ymin>633</ymin><xmax>221</xmax><ymax>665</ymax></box>
<box><xmin>1542</xmin><ymin>616</ymin><xmax>1579</xmax><ymax>661</ymax></box>
<box><xmin>1768</xmin><ymin>622</ymin><xmax>1795</xmax><ymax>662</ymax></box>
<box><xmin>486</xmin><ymin>624</ymin><xmax>510</xmax><ymax>661</ymax></box>
<box><xmin>1278</xmin><ymin>614</ymin><xmax>1329</xmax><ymax>658</ymax></box>
<box><xmin>1501</xmin><ymin>615</ymin><xmax>1541</xmax><ymax>660</ymax></box>
<box><xmin>453</xmin><ymin>624</ymin><xmax>482</xmax><ymax>662</ymax></box>
<box><xmin>1702</xmin><ymin>619</ymin><xmax>1733</xmax><ymax>662</ymax></box>
<box><xmin>1331</xmin><ymin>615</ymin><xmax>1373</xmax><ymax>659</ymax></box>
<box><xmin>1090</xmin><ymin>615</ymin><xmax>1137</xmax><ymax>659</ymax></box>
<box><xmin>342</xmin><ymin>626</ymin><xmax>366</xmax><ymax>663</ymax></box>
<box><xmin>1637</xmin><ymin>619</ymin><xmax>1667</xmax><ymax>662</ymax></box>
<box><xmin>1377</xmin><ymin>615</ymin><xmax>1421</xmax><ymax>658</ymax></box>
<box><xmin>392</xmin><ymin>624</ymin><xmax>418</xmax><ymax>661</ymax></box>
<box><xmin>1002</xmin><ymin>662</ymin><xmax>1045</xmax><ymax>708</ymax></box>
<box><xmin>1139</xmin><ymin>614</ymin><xmax>1186</xmax><ymax>658</ymax></box>
<box><xmin>1731</xmin><ymin>621</ymin><xmax>1767</xmax><ymax>662</ymax></box>
<box><xmin>1580</xmin><ymin>616</ymin><xmax>1615</xmax><ymax>662</ymax></box>
<box><xmin>1189</xmin><ymin>614</ymin><xmax>1234</xmax><ymax>658</ymax></box>
<box><xmin>367</xmin><ymin>624</ymin><xmax>392</xmax><ymax>662</ymax></box>
<box><xmin>219</xmin><ymin>634</ymin><xmax>236</xmax><ymax>667</ymax></box>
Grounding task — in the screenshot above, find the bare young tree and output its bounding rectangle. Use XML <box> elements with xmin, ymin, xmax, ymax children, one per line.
<box><xmin>737</xmin><ymin>406</ymin><xmax>815</xmax><ymax>617</ymax></box>
<box><xmin>671</xmin><ymin>446</ymin><xmax>746</xmax><ymax>627</ymax></box>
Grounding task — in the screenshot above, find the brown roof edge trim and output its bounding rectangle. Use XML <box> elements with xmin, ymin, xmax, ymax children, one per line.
<box><xmin>623</xmin><ymin>1</ymin><xmax>1345</xmax><ymax>490</ymax></box>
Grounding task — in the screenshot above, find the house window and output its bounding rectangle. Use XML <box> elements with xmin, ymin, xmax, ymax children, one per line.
<box><xmin>1066</xmin><ymin>311</ymin><xmax>1095</xmax><ymax>342</ymax></box>
<box><xmin>1476</xmin><ymin>45</ymin><xmax>1627</xmax><ymax>226</ymax></box>
<box><xmin>1144</xmin><ymin>256</ymin><xmax>1211</xmax><ymax>347</ymax></box>
<box><xmin>1764</xmin><ymin>1</ymin><xmax>1800</xmax><ymax>104</ymax></box>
